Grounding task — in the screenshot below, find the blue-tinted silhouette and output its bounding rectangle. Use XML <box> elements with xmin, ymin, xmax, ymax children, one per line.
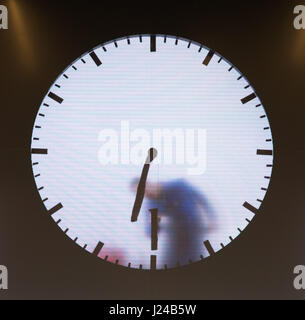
<box><xmin>131</xmin><ymin>178</ymin><xmax>216</xmax><ymax>267</ymax></box>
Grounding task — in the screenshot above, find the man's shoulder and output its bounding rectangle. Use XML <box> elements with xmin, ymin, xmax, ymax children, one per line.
<box><xmin>163</xmin><ymin>179</ymin><xmax>190</xmax><ymax>192</ymax></box>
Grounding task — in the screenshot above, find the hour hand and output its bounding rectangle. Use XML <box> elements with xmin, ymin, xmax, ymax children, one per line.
<box><xmin>131</xmin><ymin>148</ymin><xmax>157</xmax><ymax>222</ymax></box>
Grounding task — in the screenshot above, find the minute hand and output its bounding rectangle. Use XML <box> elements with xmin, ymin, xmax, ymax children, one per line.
<box><xmin>131</xmin><ymin>148</ymin><xmax>157</xmax><ymax>222</ymax></box>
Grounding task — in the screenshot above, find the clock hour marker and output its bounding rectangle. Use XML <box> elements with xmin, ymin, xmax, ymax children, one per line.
<box><xmin>48</xmin><ymin>92</ymin><xmax>63</xmax><ymax>104</ymax></box>
<box><xmin>89</xmin><ymin>51</ymin><xmax>102</xmax><ymax>66</ymax></box>
<box><xmin>31</xmin><ymin>148</ymin><xmax>48</xmax><ymax>155</ymax></box>
<box><xmin>150</xmin><ymin>255</ymin><xmax>157</xmax><ymax>270</ymax></box>
<box><xmin>48</xmin><ymin>203</ymin><xmax>63</xmax><ymax>215</ymax></box>
<box><xmin>243</xmin><ymin>201</ymin><xmax>258</xmax><ymax>214</ymax></box>
<box><xmin>202</xmin><ymin>50</ymin><xmax>214</xmax><ymax>66</ymax></box>
<box><xmin>150</xmin><ymin>35</ymin><xmax>156</xmax><ymax>52</ymax></box>
<box><xmin>203</xmin><ymin>240</ymin><xmax>215</xmax><ymax>256</ymax></box>
<box><xmin>257</xmin><ymin>149</ymin><xmax>273</xmax><ymax>156</ymax></box>
<box><xmin>241</xmin><ymin>92</ymin><xmax>256</xmax><ymax>104</ymax></box>
<box><xmin>92</xmin><ymin>241</ymin><xmax>104</xmax><ymax>256</ymax></box>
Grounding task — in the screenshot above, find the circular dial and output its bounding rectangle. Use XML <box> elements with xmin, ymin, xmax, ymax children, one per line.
<box><xmin>31</xmin><ymin>34</ymin><xmax>273</xmax><ymax>270</ymax></box>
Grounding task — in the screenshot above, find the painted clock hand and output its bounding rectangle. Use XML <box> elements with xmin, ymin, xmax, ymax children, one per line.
<box><xmin>149</xmin><ymin>208</ymin><xmax>158</xmax><ymax>250</ymax></box>
<box><xmin>131</xmin><ymin>147</ymin><xmax>157</xmax><ymax>222</ymax></box>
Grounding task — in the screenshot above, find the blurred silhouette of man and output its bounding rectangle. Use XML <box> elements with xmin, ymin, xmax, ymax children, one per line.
<box><xmin>131</xmin><ymin>178</ymin><xmax>216</xmax><ymax>267</ymax></box>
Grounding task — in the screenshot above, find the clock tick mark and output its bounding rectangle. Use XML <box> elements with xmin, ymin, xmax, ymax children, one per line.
<box><xmin>243</xmin><ymin>201</ymin><xmax>258</xmax><ymax>215</ymax></box>
<box><xmin>237</xmin><ymin>75</ymin><xmax>243</xmax><ymax>80</ymax></box>
<box><xmin>228</xmin><ymin>66</ymin><xmax>233</xmax><ymax>72</ymax></box>
<box><xmin>139</xmin><ymin>35</ymin><xmax>142</xmax><ymax>42</ymax></box>
<box><xmin>187</xmin><ymin>41</ymin><xmax>191</xmax><ymax>48</ymax></box>
<box><xmin>48</xmin><ymin>92</ymin><xmax>63</xmax><ymax>104</ymax></box>
<box><xmin>55</xmin><ymin>84</ymin><xmax>60</xmax><ymax>88</ymax></box>
<box><xmin>150</xmin><ymin>255</ymin><xmax>157</xmax><ymax>270</ymax></box>
<box><xmin>89</xmin><ymin>51</ymin><xmax>102</xmax><ymax>66</ymax></box>
<box><xmin>32</xmin><ymin>162</ymin><xmax>38</xmax><ymax>166</ymax></box>
<box><xmin>257</xmin><ymin>149</ymin><xmax>273</xmax><ymax>156</ymax></box>
<box><xmin>42</xmin><ymin>198</ymin><xmax>48</xmax><ymax>202</ymax></box>
<box><xmin>92</xmin><ymin>241</ymin><xmax>104</xmax><ymax>256</ymax></box>
<box><xmin>81</xmin><ymin>58</ymin><xmax>86</xmax><ymax>63</ymax></box>
<box><xmin>56</xmin><ymin>219</ymin><xmax>61</xmax><ymax>224</ymax></box>
<box><xmin>203</xmin><ymin>240</ymin><xmax>215</xmax><ymax>256</ymax></box>
<box><xmin>43</xmin><ymin>103</ymin><xmax>49</xmax><ymax>107</ymax></box>
<box><xmin>241</xmin><ymin>92</ymin><xmax>256</xmax><ymax>104</ymax></box>
<box><xmin>244</xmin><ymin>84</ymin><xmax>250</xmax><ymax>89</ymax></box>
<box><xmin>150</xmin><ymin>35</ymin><xmax>156</xmax><ymax>52</ymax></box>
<box><xmin>218</xmin><ymin>57</ymin><xmax>222</xmax><ymax>63</ymax></box>
<box><xmin>202</xmin><ymin>50</ymin><xmax>214</xmax><ymax>66</ymax></box>
<box><xmin>48</xmin><ymin>203</ymin><xmax>63</xmax><ymax>215</ymax></box>
<box><xmin>72</xmin><ymin>66</ymin><xmax>77</xmax><ymax>70</ymax></box>
<box><xmin>31</xmin><ymin>148</ymin><xmax>48</xmax><ymax>155</ymax></box>
<box><xmin>114</xmin><ymin>41</ymin><xmax>118</xmax><ymax>48</ymax></box>
<box><xmin>63</xmin><ymin>74</ymin><xmax>69</xmax><ymax>79</ymax></box>
<box><xmin>34</xmin><ymin>173</ymin><xmax>40</xmax><ymax>178</ymax></box>
<box><xmin>102</xmin><ymin>46</ymin><xmax>107</xmax><ymax>52</ymax></box>
<box><xmin>38</xmin><ymin>186</ymin><xmax>44</xmax><ymax>191</ymax></box>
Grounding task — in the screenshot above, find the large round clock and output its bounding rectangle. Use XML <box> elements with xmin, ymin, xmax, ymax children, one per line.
<box><xmin>31</xmin><ymin>34</ymin><xmax>273</xmax><ymax>270</ymax></box>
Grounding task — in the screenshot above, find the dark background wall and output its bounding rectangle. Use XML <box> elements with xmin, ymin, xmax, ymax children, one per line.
<box><xmin>0</xmin><ymin>0</ymin><xmax>305</xmax><ymax>299</ymax></box>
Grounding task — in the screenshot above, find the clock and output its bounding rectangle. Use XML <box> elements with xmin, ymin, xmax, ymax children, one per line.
<box><xmin>31</xmin><ymin>34</ymin><xmax>273</xmax><ymax>270</ymax></box>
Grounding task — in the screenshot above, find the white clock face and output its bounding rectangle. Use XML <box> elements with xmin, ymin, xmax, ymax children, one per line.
<box><xmin>31</xmin><ymin>34</ymin><xmax>273</xmax><ymax>270</ymax></box>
